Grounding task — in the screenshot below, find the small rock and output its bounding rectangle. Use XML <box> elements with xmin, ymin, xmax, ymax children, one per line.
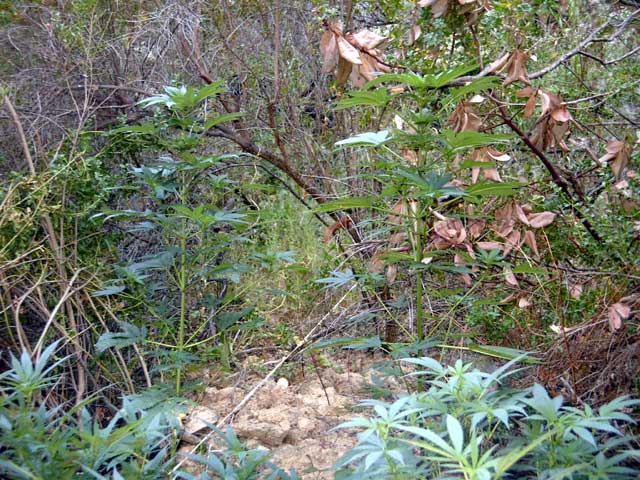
<box><xmin>276</xmin><ymin>377</ymin><xmax>289</xmax><ymax>389</ymax></box>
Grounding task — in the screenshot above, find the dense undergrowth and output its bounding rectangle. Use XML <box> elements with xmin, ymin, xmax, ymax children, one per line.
<box><xmin>1</xmin><ymin>0</ymin><xmax>639</xmax><ymax>478</ymax></box>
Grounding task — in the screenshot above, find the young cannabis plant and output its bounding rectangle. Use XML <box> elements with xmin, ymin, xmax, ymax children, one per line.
<box><xmin>334</xmin><ymin>356</ymin><xmax>639</xmax><ymax>479</ymax></box>
<box><xmin>0</xmin><ymin>343</ymin><xmax>183</xmax><ymax>479</ymax></box>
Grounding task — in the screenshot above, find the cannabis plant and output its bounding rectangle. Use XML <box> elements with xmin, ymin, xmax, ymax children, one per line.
<box><xmin>96</xmin><ymin>84</ymin><xmax>254</xmax><ymax>393</ymax></box>
<box><xmin>334</xmin><ymin>356</ymin><xmax>639</xmax><ymax>479</ymax></box>
<box><xmin>0</xmin><ymin>342</ymin><xmax>182</xmax><ymax>479</ymax></box>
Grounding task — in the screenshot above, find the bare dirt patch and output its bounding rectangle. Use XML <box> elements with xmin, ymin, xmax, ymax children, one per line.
<box><xmin>179</xmin><ymin>352</ymin><xmax>401</xmax><ymax>477</ymax></box>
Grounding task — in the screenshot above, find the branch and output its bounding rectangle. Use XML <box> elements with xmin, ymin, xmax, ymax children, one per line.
<box><xmin>3</xmin><ymin>95</ymin><xmax>36</xmax><ymax>176</ymax></box>
<box><xmin>529</xmin><ymin>8</ymin><xmax>639</xmax><ymax>79</ymax></box>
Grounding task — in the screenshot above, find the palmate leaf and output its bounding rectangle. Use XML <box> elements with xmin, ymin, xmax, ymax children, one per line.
<box><xmin>315</xmin><ymin>269</ymin><xmax>357</xmax><ymax>288</ymax></box>
<box><xmin>202</xmin><ymin>112</ymin><xmax>244</xmax><ymax>132</ymax></box>
<box><xmin>96</xmin><ymin>322</ymin><xmax>147</xmax><ymax>353</ymax></box>
<box><xmin>466</xmin><ymin>181</ymin><xmax>524</xmax><ymax>197</ymax></box>
<box><xmin>447</xmin><ymin>76</ymin><xmax>500</xmax><ymax>105</ymax></box>
<box><xmin>363</xmin><ymin>64</ymin><xmax>477</xmax><ymax>90</ymax></box>
<box><xmin>443</xmin><ymin>130</ymin><xmax>513</xmax><ymax>151</ymax></box>
<box><xmin>334</xmin><ymin>88</ymin><xmax>391</xmax><ymax>110</ymax></box>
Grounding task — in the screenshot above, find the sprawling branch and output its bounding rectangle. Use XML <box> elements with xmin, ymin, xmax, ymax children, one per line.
<box><xmin>447</xmin><ymin>8</ymin><xmax>639</xmax><ymax>87</ymax></box>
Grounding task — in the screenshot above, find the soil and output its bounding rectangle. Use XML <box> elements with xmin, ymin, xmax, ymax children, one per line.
<box><xmin>179</xmin><ymin>351</ymin><xmax>403</xmax><ymax>478</ymax></box>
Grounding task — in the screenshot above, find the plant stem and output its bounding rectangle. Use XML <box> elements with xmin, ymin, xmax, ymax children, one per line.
<box><xmin>176</xmin><ymin>172</ymin><xmax>188</xmax><ymax>395</ymax></box>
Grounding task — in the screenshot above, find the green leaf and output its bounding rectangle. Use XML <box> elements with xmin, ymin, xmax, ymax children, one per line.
<box><xmin>364</xmin><ymin>72</ymin><xmax>430</xmax><ymax>89</ymax></box>
<box><xmin>91</xmin><ymin>285</ymin><xmax>126</xmax><ymax>297</ymax></box>
<box><xmin>447</xmin><ymin>76</ymin><xmax>500</xmax><ymax>105</ymax></box>
<box><xmin>512</xmin><ymin>264</ymin><xmax>548</xmax><ymax>274</ymax></box>
<box><xmin>446</xmin><ymin>415</ymin><xmax>464</xmax><ymax>453</ymax></box>
<box><xmin>335</xmin><ymin>130</ymin><xmax>391</xmax><ymax>148</ymax></box>
<box><xmin>443</xmin><ymin>130</ymin><xmax>513</xmax><ymax>150</ymax></box>
<box><xmin>314</xmin><ymin>197</ymin><xmax>376</xmax><ymax>213</ymax></box>
<box><xmin>465</xmin><ymin>344</ymin><xmax>541</xmax><ymax>364</ymax></box>
<box><xmin>459</xmin><ymin>160</ymin><xmax>497</xmax><ymax>169</ymax></box>
<box><xmin>334</xmin><ymin>89</ymin><xmax>390</xmax><ymax>110</ymax></box>
<box><xmin>466</xmin><ymin>181</ymin><xmax>523</xmax><ymax>197</ymax></box>
<box><xmin>96</xmin><ymin>322</ymin><xmax>147</xmax><ymax>353</ymax></box>
<box><xmin>194</xmin><ymin>80</ymin><xmax>226</xmax><ymax>103</ymax></box>
<box><xmin>203</xmin><ymin>112</ymin><xmax>244</xmax><ymax>132</ymax></box>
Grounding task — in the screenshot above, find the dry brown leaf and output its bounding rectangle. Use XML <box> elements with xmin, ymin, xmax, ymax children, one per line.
<box><xmin>607</xmin><ymin>302</ymin><xmax>630</xmax><ymax>331</ymax></box>
<box><xmin>386</xmin><ymin>264</ymin><xmax>398</xmax><ymax>284</ymax></box>
<box><xmin>448</xmin><ymin>102</ymin><xmax>482</xmax><ymax>133</ymax></box>
<box><xmin>598</xmin><ymin>140</ymin><xmax>630</xmax><ymax>180</ymax></box>
<box><xmin>352</xmin><ymin>29</ymin><xmax>388</xmax><ymax>50</ymax></box>
<box><xmin>368</xmin><ymin>251</ymin><xmax>386</xmax><ymax>274</ymax></box>
<box><xmin>504</xmin><ymin>266</ymin><xmax>519</xmax><ymax>286</ymax></box>
<box><xmin>523</xmin><ymin>230</ymin><xmax>539</xmax><ymax>256</ymax></box>
<box><xmin>527</xmin><ymin>211</ymin><xmax>556</xmax><ymax>229</ymax></box>
<box><xmin>477</xmin><ymin>241</ymin><xmax>503</xmax><ymax>251</ymax></box>
<box><xmin>503</xmin><ymin>230</ymin><xmax>522</xmax><ymax>256</ymax></box>
<box><xmin>518</xmin><ymin>297</ymin><xmax>532</xmax><ymax>308</ymax></box>
<box><xmin>388</xmin><ymin>231</ymin><xmax>407</xmax><ymax>246</ymax></box>
<box><xmin>406</xmin><ymin>25</ymin><xmax>422</xmax><ymax>46</ymax></box>
<box><xmin>501</xmin><ymin>49</ymin><xmax>531</xmax><ymax>86</ymax></box>
<box><xmin>418</xmin><ymin>0</ymin><xmax>449</xmax><ymax>17</ymax></box>
<box><xmin>336</xmin><ymin>57</ymin><xmax>352</xmax><ymax>85</ymax></box>
<box><xmin>434</xmin><ymin>218</ymin><xmax>467</xmax><ymax>246</ymax></box>
<box><xmin>336</xmin><ymin>36</ymin><xmax>362</xmax><ymax>64</ymax></box>
<box><xmin>468</xmin><ymin>219</ymin><xmax>486</xmax><ymax>239</ymax></box>
<box><xmin>388</xmin><ymin>201</ymin><xmax>408</xmax><ymax>225</ymax></box>
<box><xmin>349</xmin><ymin>64</ymin><xmax>368</xmax><ymax>88</ymax></box>
<box><xmin>320</xmin><ymin>32</ymin><xmax>338</xmax><ymax>74</ymax></box>
<box><xmin>323</xmin><ymin>217</ymin><xmax>353</xmax><ymax>243</ymax></box>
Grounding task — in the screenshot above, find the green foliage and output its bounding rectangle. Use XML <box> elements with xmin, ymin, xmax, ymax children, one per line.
<box><xmin>0</xmin><ymin>343</ymin><xmax>183</xmax><ymax>479</ymax></box>
<box><xmin>334</xmin><ymin>357</ymin><xmax>640</xmax><ymax>479</ymax></box>
<box><xmin>96</xmin><ymin>84</ymin><xmax>254</xmax><ymax>393</ymax></box>
<box><xmin>176</xmin><ymin>426</ymin><xmax>300</xmax><ymax>480</ymax></box>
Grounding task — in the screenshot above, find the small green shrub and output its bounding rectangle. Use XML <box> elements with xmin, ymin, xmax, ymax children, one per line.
<box><xmin>334</xmin><ymin>356</ymin><xmax>640</xmax><ymax>479</ymax></box>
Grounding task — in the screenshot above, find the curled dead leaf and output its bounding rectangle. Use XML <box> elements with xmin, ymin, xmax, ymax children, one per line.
<box><xmin>320</xmin><ymin>31</ymin><xmax>338</xmax><ymax>73</ymax></box>
<box><xmin>418</xmin><ymin>0</ymin><xmax>449</xmax><ymax>17</ymax></box>
<box><xmin>500</xmin><ymin>49</ymin><xmax>531</xmax><ymax>86</ymax></box>
<box><xmin>523</xmin><ymin>230</ymin><xmax>539</xmax><ymax>256</ymax></box>
<box><xmin>433</xmin><ymin>218</ymin><xmax>467</xmax><ymax>246</ymax></box>
<box><xmin>569</xmin><ymin>283</ymin><xmax>582</xmax><ymax>299</ymax></box>
<box><xmin>527</xmin><ymin>211</ymin><xmax>556</xmax><ymax>229</ymax></box>
<box><xmin>448</xmin><ymin>102</ymin><xmax>482</xmax><ymax>133</ymax></box>
<box><xmin>518</xmin><ymin>297</ymin><xmax>532</xmax><ymax>308</ymax></box>
<box><xmin>504</xmin><ymin>266</ymin><xmax>519</xmax><ymax>287</ymax></box>
<box><xmin>336</xmin><ymin>36</ymin><xmax>362</xmax><ymax>64</ymax></box>
<box><xmin>598</xmin><ymin>140</ymin><xmax>630</xmax><ymax>180</ymax></box>
<box><xmin>323</xmin><ymin>217</ymin><xmax>353</xmax><ymax>243</ymax></box>
<box><xmin>477</xmin><ymin>241</ymin><xmax>503</xmax><ymax>251</ymax></box>
<box><xmin>607</xmin><ymin>302</ymin><xmax>630</xmax><ymax>332</ymax></box>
